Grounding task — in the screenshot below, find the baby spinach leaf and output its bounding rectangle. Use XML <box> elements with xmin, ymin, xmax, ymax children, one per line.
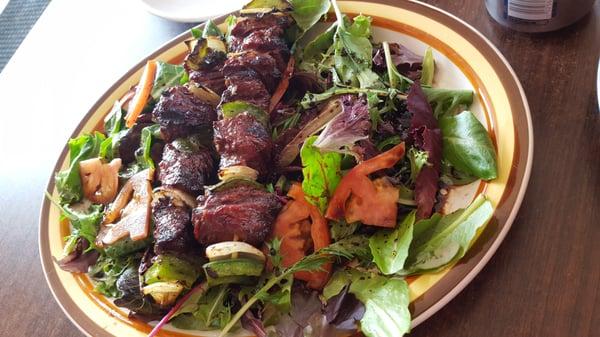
<box><xmin>151</xmin><ymin>61</ymin><xmax>187</xmax><ymax>100</ymax></box>
<box><xmin>439</xmin><ymin>111</ymin><xmax>497</xmax><ymax>180</ymax></box>
<box><xmin>289</xmin><ymin>0</ymin><xmax>330</xmax><ymax>32</ymax></box>
<box><xmin>135</xmin><ymin>124</ymin><xmax>161</xmax><ymax>170</ymax></box>
<box><xmin>324</xmin><ymin>270</ymin><xmax>411</xmax><ymax>337</ymax></box>
<box><xmin>300</xmin><ymin>136</ymin><xmax>342</xmax><ymax>213</ymax></box>
<box><xmin>403</xmin><ymin>194</ymin><xmax>494</xmax><ymax>274</ymax></box>
<box><xmin>55</xmin><ymin>132</ymin><xmax>106</xmax><ymax>204</ymax></box>
<box><xmin>369</xmin><ymin>211</ymin><xmax>416</xmax><ymax>275</ymax></box>
<box><xmin>420</xmin><ymin>47</ymin><xmax>434</xmax><ymax>86</ymax></box>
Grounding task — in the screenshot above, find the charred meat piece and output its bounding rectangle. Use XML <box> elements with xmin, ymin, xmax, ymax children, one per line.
<box><xmin>220</xmin><ymin>72</ymin><xmax>271</xmax><ymax>111</ymax></box>
<box><xmin>158</xmin><ymin>138</ymin><xmax>215</xmax><ymax>196</ymax></box>
<box><xmin>214</xmin><ymin>112</ymin><xmax>273</xmax><ymax>177</ymax></box>
<box><xmin>223</xmin><ymin>51</ymin><xmax>281</xmax><ymax>93</ymax></box>
<box><xmin>189</xmin><ymin>64</ymin><xmax>226</xmax><ymax>96</ymax></box>
<box><xmin>152</xmin><ymin>195</ymin><xmax>198</xmax><ymax>255</ymax></box>
<box><xmin>229</xmin><ymin>13</ymin><xmax>293</xmax><ymax>50</ymax></box>
<box><xmin>192</xmin><ymin>184</ymin><xmax>282</xmax><ymax>246</ymax></box>
<box><xmin>234</xmin><ymin>27</ymin><xmax>290</xmax><ymax>71</ymax></box>
<box><xmin>152</xmin><ymin>86</ymin><xmax>217</xmax><ymax>142</ymax></box>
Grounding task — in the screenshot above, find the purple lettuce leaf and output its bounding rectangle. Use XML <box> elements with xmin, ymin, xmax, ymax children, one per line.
<box><xmin>56</xmin><ymin>238</ymin><xmax>99</xmax><ymax>273</ymax></box>
<box><xmin>408</xmin><ymin>82</ymin><xmax>442</xmax><ymax>219</ymax></box>
<box><xmin>241</xmin><ymin>310</ymin><xmax>267</xmax><ymax>337</ymax></box>
<box><xmin>324</xmin><ymin>286</ymin><xmax>365</xmax><ymax>330</ymax></box>
<box><xmin>373</xmin><ymin>42</ymin><xmax>423</xmax><ymax>80</ymax></box>
<box><xmin>313</xmin><ymin>95</ymin><xmax>371</xmax><ymax>154</ymax></box>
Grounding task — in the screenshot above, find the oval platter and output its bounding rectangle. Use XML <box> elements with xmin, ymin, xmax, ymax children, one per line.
<box><xmin>39</xmin><ymin>1</ymin><xmax>533</xmax><ymax>336</ymax></box>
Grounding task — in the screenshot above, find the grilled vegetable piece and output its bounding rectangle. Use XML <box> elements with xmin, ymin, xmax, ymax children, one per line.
<box><xmin>152</xmin><ymin>194</ymin><xmax>198</xmax><ymax>256</ymax></box>
<box><xmin>104</xmin><ymin>236</ymin><xmax>151</xmax><ymax>258</ymax></box>
<box><xmin>96</xmin><ymin>169</ymin><xmax>154</xmax><ymax>246</ymax></box>
<box><xmin>144</xmin><ymin>255</ymin><xmax>201</xmax><ymax>288</ymax></box>
<box><xmin>203</xmin><ymin>258</ymin><xmax>264</xmax><ymax>282</ymax></box>
<box><xmin>205</xmin><ymin>241</ymin><xmax>266</xmax><ymax>262</ymax></box>
<box><xmin>158</xmin><ymin>137</ymin><xmax>216</xmax><ymax>196</ymax></box>
<box><xmin>184</xmin><ymin>36</ymin><xmax>227</xmax><ymax>72</ymax></box>
<box><xmin>78</xmin><ymin>157</ymin><xmax>121</xmax><ymax>204</ymax></box>
<box><xmin>142</xmin><ymin>282</ymin><xmax>184</xmax><ymax>307</ymax></box>
<box><xmin>213</xmin><ymin>112</ymin><xmax>273</xmax><ymax>178</ymax></box>
<box><xmin>152</xmin><ymin>86</ymin><xmax>217</xmax><ymax>142</ymax></box>
<box><xmin>192</xmin><ymin>183</ymin><xmax>282</xmax><ymax>247</ymax></box>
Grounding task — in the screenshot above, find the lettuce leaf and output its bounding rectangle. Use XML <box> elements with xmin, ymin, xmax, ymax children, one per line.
<box><xmin>151</xmin><ymin>61</ymin><xmax>187</xmax><ymax>100</ymax></box>
<box><xmin>403</xmin><ymin>194</ymin><xmax>493</xmax><ymax>274</ymax></box>
<box><xmin>324</xmin><ymin>270</ymin><xmax>411</xmax><ymax>337</ymax></box>
<box><xmin>289</xmin><ymin>0</ymin><xmax>330</xmax><ymax>32</ymax></box>
<box><xmin>55</xmin><ymin>132</ymin><xmax>106</xmax><ymax>204</ymax></box>
<box><xmin>313</xmin><ymin>95</ymin><xmax>370</xmax><ymax>155</ymax></box>
<box><xmin>420</xmin><ymin>47</ymin><xmax>435</xmax><ymax>86</ymax></box>
<box><xmin>171</xmin><ymin>285</ymin><xmax>231</xmax><ymax>330</ymax></box>
<box><xmin>369</xmin><ymin>211</ymin><xmax>415</xmax><ymax>275</ymax></box>
<box><xmin>422</xmin><ymin>87</ymin><xmax>473</xmax><ymax>118</ymax></box>
<box><xmin>300</xmin><ymin>136</ymin><xmax>342</xmax><ymax>213</ymax></box>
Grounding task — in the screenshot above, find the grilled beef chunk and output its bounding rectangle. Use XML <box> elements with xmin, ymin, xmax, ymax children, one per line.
<box><xmin>152</xmin><ymin>86</ymin><xmax>217</xmax><ymax>142</ymax></box>
<box><xmin>234</xmin><ymin>27</ymin><xmax>290</xmax><ymax>72</ymax></box>
<box><xmin>189</xmin><ymin>65</ymin><xmax>226</xmax><ymax>96</ymax></box>
<box><xmin>158</xmin><ymin>140</ymin><xmax>215</xmax><ymax>195</ymax></box>
<box><xmin>152</xmin><ymin>196</ymin><xmax>197</xmax><ymax>255</ymax></box>
<box><xmin>192</xmin><ymin>184</ymin><xmax>282</xmax><ymax>246</ymax></box>
<box><xmin>220</xmin><ymin>72</ymin><xmax>271</xmax><ymax>111</ymax></box>
<box><xmin>214</xmin><ymin>112</ymin><xmax>273</xmax><ymax>177</ymax></box>
<box><xmin>229</xmin><ymin>13</ymin><xmax>293</xmax><ymax>50</ymax></box>
<box><xmin>223</xmin><ymin>51</ymin><xmax>281</xmax><ymax>93</ymax></box>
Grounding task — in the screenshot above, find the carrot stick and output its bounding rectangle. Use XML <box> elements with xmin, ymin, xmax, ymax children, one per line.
<box><xmin>125</xmin><ymin>60</ymin><xmax>157</xmax><ymax>128</ymax></box>
<box><xmin>268</xmin><ymin>56</ymin><xmax>295</xmax><ymax>114</ymax></box>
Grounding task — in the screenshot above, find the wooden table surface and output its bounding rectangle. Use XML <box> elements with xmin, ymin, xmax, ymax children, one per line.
<box><xmin>0</xmin><ymin>0</ymin><xmax>598</xmax><ymax>336</ymax></box>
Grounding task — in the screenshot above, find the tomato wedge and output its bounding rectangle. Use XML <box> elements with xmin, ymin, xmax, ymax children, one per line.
<box><xmin>325</xmin><ymin>142</ymin><xmax>405</xmax><ymax>228</ymax></box>
<box><xmin>272</xmin><ymin>183</ymin><xmax>331</xmax><ymax>289</ymax></box>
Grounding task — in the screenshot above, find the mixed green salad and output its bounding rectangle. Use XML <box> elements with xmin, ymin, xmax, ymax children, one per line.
<box><xmin>49</xmin><ymin>1</ymin><xmax>498</xmax><ymax>336</ymax></box>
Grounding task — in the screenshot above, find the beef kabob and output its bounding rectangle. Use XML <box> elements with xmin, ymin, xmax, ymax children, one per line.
<box><xmin>192</xmin><ymin>9</ymin><xmax>296</xmax><ymax>248</ymax></box>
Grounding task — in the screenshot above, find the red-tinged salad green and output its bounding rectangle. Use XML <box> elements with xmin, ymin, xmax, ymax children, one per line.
<box><xmin>48</xmin><ymin>1</ymin><xmax>498</xmax><ymax>336</ymax></box>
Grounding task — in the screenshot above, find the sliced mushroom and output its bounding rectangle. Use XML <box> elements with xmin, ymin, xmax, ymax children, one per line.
<box><xmin>78</xmin><ymin>158</ymin><xmax>122</xmax><ymax>204</ymax></box>
<box><xmin>205</xmin><ymin>241</ymin><xmax>266</xmax><ymax>262</ymax></box>
<box><xmin>96</xmin><ymin>169</ymin><xmax>154</xmax><ymax>246</ymax></box>
<box><xmin>277</xmin><ymin>99</ymin><xmax>342</xmax><ymax>168</ymax></box>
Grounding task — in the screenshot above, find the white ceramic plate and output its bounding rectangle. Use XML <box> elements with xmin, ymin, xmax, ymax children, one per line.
<box><xmin>140</xmin><ymin>0</ymin><xmax>248</xmax><ymax>22</ymax></box>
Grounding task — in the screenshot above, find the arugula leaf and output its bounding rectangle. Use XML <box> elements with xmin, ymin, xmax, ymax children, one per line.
<box><xmin>301</xmin><ymin>22</ymin><xmax>337</xmax><ymax>62</ymax></box>
<box><xmin>151</xmin><ymin>61</ymin><xmax>187</xmax><ymax>100</ymax></box>
<box><xmin>171</xmin><ymin>285</ymin><xmax>232</xmax><ymax>330</ymax></box>
<box><xmin>322</xmin><ymin>234</ymin><xmax>372</xmax><ymax>262</ymax></box>
<box><xmin>369</xmin><ymin>211</ymin><xmax>415</xmax><ymax>275</ymax></box>
<box><xmin>55</xmin><ymin>132</ymin><xmax>106</xmax><ymax>204</ymax></box>
<box><xmin>439</xmin><ymin>111</ymin><xmax>497</xmax><ymax>180</ymax></box>
<box><xmin>403</xmin><ymin>194</ymin><xmax>494</xmax><ymax>274</ymax></box>
<box><xmin>407</xmin><ymin>147</ymin><xmax>429</xmax><ymax>184</ymax></box>
<box><xmin>202</xmin><ymin>19</ymin><xmax>224</xmax><ymax>39</ymax></box>
<box><xmin>89</xmin><ymin>254</ymin><xmax>139</xmax><ymax>298</ymax></box>
<box><xmin>62</xmin><ymin>203</ymin><xmax>103</xmax><ymax>252</ymax></box>
<box><xmin>330</xmin><ymin>220</ymin><xmax>360</xmax><ymax>241</ymax></box>
<box><xmin>422</xmin><ymin>87</ymin><xmax>473</xmax><ymax>118</ymax></box>
<box><xmin>300</xmin><ymin>136</ymin><xmax>342</xmax><ymax>213</ymax></box>
<box><xmin>289</xmin><ymin>0</ymin><xmax>330</xmax><ymax>32</ymax></box>
<box><xmin>324</xmin><ymin>270</ymin><xmax>411</xmax><ymax>337</ymax></box>
<box><xmin>420</xmin><ymin>47</ymin><xmax>435</xmax><ymax>86</ymax></box>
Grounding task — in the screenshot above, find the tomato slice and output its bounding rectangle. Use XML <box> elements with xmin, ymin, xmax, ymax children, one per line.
<box><xmin>325</xmin><ymin>143</ymin><xmax>405</xmax><ymax>228</ymax></box>
<box><xmin>272</xmin><ymin>183</ymin><xmax>331</xmax><ymax>289</ymax></box>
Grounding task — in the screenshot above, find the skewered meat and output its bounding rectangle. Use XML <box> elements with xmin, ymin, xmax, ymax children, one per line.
<box><xmin>192</xmin><ymin>183</ymin><xmax>282</xmax><ymax>246</ymax></box>
<box><xmin>223</xmin><ymin>51</ymin><xmax>281</xmax><ymax>93</ymax></box>
<box><xmin>189</xmin><ymin>65</ymin><xmax>226</xmax><ymax>96</ymax></box>
<box><xmin>229</xmin><ymin>13</ymin><xmax>293</xmax><ymax>50</ymax></box>
<box><xmin>152</xmin><ymin>86</ymin><xmax>217</xmax><ymax>142</ymax></box>
<box><xmin>158</xmin><ymin>138</ymin><xmax>216</xmax><ymax>196</ymax></box>
<box><xmin>152</xmin><ymin>195</ymin><xmax>198</xmax><ymax>255</ymax></box>
<box><xmin>220</xmin><ymin>72</ymin><xmax>271</xmax><ymax>111</ymax></box>
<box><xmin>213</xmin><ymin>112</ymin><xmax>273</xmax><ymax>177</ymax></box>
